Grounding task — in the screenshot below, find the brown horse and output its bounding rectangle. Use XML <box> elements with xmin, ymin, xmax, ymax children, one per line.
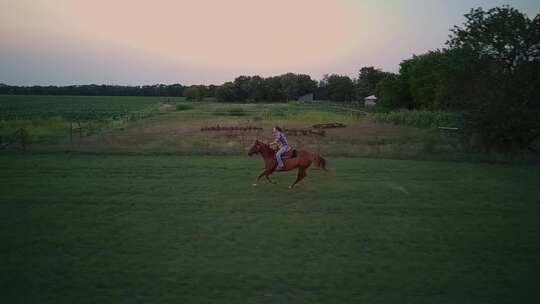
<box><xmin>247</xmin><ymin>140</ymin><xmax>327</xmax><ymax>188</ymax></box>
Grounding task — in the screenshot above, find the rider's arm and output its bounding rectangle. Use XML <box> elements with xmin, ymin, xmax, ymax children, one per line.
<box><xmin>269</xmin><ymin>132</ymin><xmax>280</xmax><ymax>145</ymax></box>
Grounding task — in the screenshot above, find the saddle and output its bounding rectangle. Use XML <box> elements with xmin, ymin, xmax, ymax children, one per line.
<box><xmin>270</xmin><ymin>143</ymin><xmax>297</xmax><ymax>159</ymax></box>
<box><xmin>278</xmin><ymin>149</ymin><xmax>298</xmax><ymax>159</ymax></box>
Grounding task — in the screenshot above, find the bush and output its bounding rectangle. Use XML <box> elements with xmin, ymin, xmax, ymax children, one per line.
<box><xmin>371</xmin><ymin>110</ymin><xmax>463</xmax><ymax>129</ymax></box>
<box><xmin>184</xmin><ymin>86</ymin><xmax>208</xmax><ymax>101</ymax></box>
<box><xmin>226</xmin><ymin>107</ymin><xmax>246</xmax><ymax>116</ymax></box>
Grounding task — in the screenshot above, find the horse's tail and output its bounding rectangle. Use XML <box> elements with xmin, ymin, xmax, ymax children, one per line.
<box><xmin>312</xmin><ymin>153</ymin><xmax>328</xmax><ymax>171</ymax></box>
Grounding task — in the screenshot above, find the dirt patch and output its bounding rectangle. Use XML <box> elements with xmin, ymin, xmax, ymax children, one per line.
<box><xmin>159</xmin><ymin>102</ymin><xmax>176</xmax><ymax>113</ymax></box>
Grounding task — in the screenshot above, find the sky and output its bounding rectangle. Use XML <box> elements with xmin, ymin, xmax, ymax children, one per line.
<box><xmin>1</xmin><ymin>0</ymin><xmax>539</xmax><ymax>86</ymax></box>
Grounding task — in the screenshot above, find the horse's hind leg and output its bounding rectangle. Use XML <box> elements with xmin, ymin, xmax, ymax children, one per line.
<box><xmin>289</xmin><ymin>167</ymin><xmax>307</xmax><ymax>189</ymax></box>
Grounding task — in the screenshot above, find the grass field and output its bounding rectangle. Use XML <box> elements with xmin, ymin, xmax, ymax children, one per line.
<box><xmin>1</xmin><ymin>154</ymin><xmax>539</xmax><ymax>303</ymax></box>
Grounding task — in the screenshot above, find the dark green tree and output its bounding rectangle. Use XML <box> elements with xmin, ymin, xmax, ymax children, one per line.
<box><xmin>278</xmin><ymin>73</ymin><xmax>317</xmax><ymax>101</ymax></box>
<box><xmin>356</xmin><ymin>67</ymin><xmax>391</xmax><ymax>99</ymax></box>
<box><xmin>398</xmin><ymin>48</ymin><xmax>480</xmax><ymax>110</ymax></box>
<box><xmin>184</xmin><ymin>85</ymin><xmax>207</xmax><ymax>101</ymax></box>
<box><xmin>447</xmin><ymin>5</ymin><xmax>540</xmax><ymax>150</ymax></box>
<box><xmin>375</xmin><ymin>74</ymin><xmax>412</xmax><ymax>110</ymax></box>
<box><xmin>264</xmin><ymin>76</ymin><xmax>285</xmax><ymax>102</ymax></box>
<box><xmin>248</xmin><ymin>76</ymin><xmax>267</xmax><ymax>102</ymax></box>
<box><xmin>232</xmin><ymin>76</ymin><xmax>252</xmax><ymax>102</ymax></box>
<box><xmin>321</xmin><ymin>74</ymin><xmax>355</xmax><ymax>102</ymax></box>
<box><xmin>215</xmin><ymin>82</ymin><xmax>236</xmax><ymax>102</ymax></box>
<box><xmin>448</xmin><ymin>6</ymin><xmax>540</xmax><ymax>69</ymax></box>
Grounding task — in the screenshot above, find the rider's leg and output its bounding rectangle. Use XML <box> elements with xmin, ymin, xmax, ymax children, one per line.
<box><xmin>276</xmin><ymin>146</ymin><xmax>287</xmax><ymax>169</ymax></box>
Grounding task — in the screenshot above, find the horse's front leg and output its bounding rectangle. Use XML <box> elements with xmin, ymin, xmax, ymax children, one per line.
<box><xmin>265</xmin><ymin>174</ymin><xmax>276</xmax><ymax>184</ymax></box>
<box><xmin>253</xmin><ymin>169</ymin><xmax>270</xmax><ymax>186</ymax></box>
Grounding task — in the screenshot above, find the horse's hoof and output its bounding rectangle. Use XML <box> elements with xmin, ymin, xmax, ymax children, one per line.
<box><xmin>288</xmin><ymin>186</ymin><xmax>293</xmax><ymax>189</ymax></box>
<box><xmin>252</xmin><ymin>184</ymin><xmax>258</xmax><ymax>187</ymax></box>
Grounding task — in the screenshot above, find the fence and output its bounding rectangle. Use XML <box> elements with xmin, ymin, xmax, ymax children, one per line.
<box><xmin>0</xmin><ymin>128</ymin><xmax>29</xmax><ymax>151</ymax></box>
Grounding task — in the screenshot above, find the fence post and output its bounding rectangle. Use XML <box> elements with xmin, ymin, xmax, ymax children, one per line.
<box><xmin>19</xmin><ymin>128</ymin><xmax>28</xmax><ymax>151</ymax></box>
<box><xmin>70</xmin><ymin>122</ymin><xmax>73</xmax><ymax>144</ymax></box>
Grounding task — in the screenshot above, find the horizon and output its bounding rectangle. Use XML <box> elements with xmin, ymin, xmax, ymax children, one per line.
<box><xmin>1</xmin><ymin>0</ymin><xmax>538</xmax><ymax>86</ymax></box>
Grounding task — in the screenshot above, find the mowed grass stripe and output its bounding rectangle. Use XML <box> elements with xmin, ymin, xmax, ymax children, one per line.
<box><xmin>1</xmin><ymin>155</ymin><xmax>539</xmax><ymax>303</ymax></box>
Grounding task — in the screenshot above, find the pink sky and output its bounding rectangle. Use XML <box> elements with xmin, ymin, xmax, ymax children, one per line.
<box><xmin>1</xmin><ymin>0</ymin><xmax>538</xmax><ymax>85</ymax></box>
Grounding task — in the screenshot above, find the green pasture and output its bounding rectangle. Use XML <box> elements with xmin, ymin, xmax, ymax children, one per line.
<box><xmin>1</xmin><ymin>154</ymin><xmax>539</xmax><ymax>303</ymax></box>
<box><xmin>172</xmin><ymin>101</ymin><xmax>363</xmax><ymax>122</ymax></box>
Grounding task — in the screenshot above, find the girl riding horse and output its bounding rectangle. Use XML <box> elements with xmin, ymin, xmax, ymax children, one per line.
<box><xmin>270</xmin><ymin>126</ymin><xmax>289</xmax><ymax>171</ymax></box>
<box><xmin>248</xmin><ymin>137</ymin><xmax>328</xmax><ymax>188</ymax></box>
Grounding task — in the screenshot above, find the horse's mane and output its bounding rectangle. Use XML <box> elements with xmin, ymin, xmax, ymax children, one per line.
<box><xmin>256</xmin><ymin>140</ymin><xmax>275</xmax><ymax>156</ymax></box>
<box><xmin>258</xmin><ymin>140</ymin><xmax>270</xmax><ymax>147</ymax></box>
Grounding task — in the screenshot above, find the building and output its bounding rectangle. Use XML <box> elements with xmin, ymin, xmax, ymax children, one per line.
<box><xmin>364</xmin><ymin>95</ymin><xmax>377</xmax><ymax>106</ymax></box>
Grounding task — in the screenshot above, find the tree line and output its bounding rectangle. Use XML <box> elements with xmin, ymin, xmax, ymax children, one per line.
<box><xmin>0</xmin><ymin>69</ymin><xmax>387</xmax><ymax>104</ymax></box>
<box><xmin>0</xmin><ymin>72</ymin><xmax>373</xmax><ymax>103</ymax></box>
<box><xmin>0</xmin><ymin>83</ymin><xmax>191</xmax><ymax>97</ymax></box>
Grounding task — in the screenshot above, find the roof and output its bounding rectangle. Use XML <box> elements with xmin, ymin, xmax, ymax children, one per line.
<box><xmin>364</xmin><ymin>95</ymin><xmax>377</xmax><ymax>100</ymax></box>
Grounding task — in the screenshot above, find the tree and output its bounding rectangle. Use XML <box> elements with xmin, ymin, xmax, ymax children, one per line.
<box><xmin>356</xmin><ymin>67</ymin><xmax>391</xmax><ymax>98</ymax></box>
<box><xmin>375</xmin><ymin>74</ymin><xmax>412</xmax><ymax>110</ymax></box>
<box><xmin>232</xmin><ymin>76</ymin><xmax>252</xmax><ymax>102</ymax></box>
<box><xmin>448</xmin><ymin>6</ymin><xmax>540</xmax><ymax>69</ymax></box>
<box><xmin>215</xmin><ymin>82</ymin><xmax>236</xmax><ymax>102</ymax></box>
<box><xmin>214</xmin><ymin>73</ymin><xmax>317</xmax><ymax>103</ymax></box>
<box><xmin>295</xmin><ymin>74</ymin><xmax>318</xmax><ymax>98</ymax></box>
<box><xmin>279</xmin><ymin>73</ymin><xmax>317</xmax><ymax>101</ymax></box>
<box><xmin>321</xmin><ymin>74</ymin><xmax>355</xmax><ymax>102</ymax></box>
<box><xmin>461</xmin><ymin>60</ymin><xmax>540</xmax><ymax>151</ymax></box>
<box><xmin>184</xmin><ymin>85</ymin><xmax>207</xmax><ymax>101</ymax></box>
<box><xmin>398</xmin><ymin>48</ymin><xmax>480</xmax><ymax>110</ymax></box>
<box><xmin>207</xmin><ymin>85</ymin><xmax>218</xmax><ymax>98</ymax></box>
<box><xmin>248</xmin><ymin>75</ymin><xmax>267</xmax><ymax>102</ymax></box>
<box><xmin>446</xmin><ymin>5</ymin><xmax>540</xmax><ymax>150</ymax></box>
<box><xmin>264</xmin><ymin>76</ymin><xmax>285</xmax><ymax>102</ymax></box>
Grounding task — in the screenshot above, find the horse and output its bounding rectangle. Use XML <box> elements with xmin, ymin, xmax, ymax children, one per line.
<box><xmin>247</xmin><ymin>140</ymin><xmax>327</xmax><ymax>188</ymax></box>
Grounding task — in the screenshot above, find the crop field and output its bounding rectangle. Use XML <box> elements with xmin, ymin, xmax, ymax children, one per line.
<box><xmin>0</xmin><ymin>95</ymin><xmax>176</xmax><ymax>142</ymax></box>
<box><xmin>1</xmin><ymin>154</ymin><xmax>539</xmax><ymax>303</ymax></box>
<box><xmin>0</xmin><ymin>95</ymin><xmax>365</xmax><ymax>122</ymax></box>
<box><xmin>0</xmin><ymin>95</ymin><xmax>172</xmax><ymax>120</ymax></box>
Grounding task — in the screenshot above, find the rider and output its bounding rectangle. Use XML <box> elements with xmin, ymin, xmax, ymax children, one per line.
<box><xmin>271</xmin><ymin>126</ymin><xmax>290</xmax><ymax>171</ymax></box>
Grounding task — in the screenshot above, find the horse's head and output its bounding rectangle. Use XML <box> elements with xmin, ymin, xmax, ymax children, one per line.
<box><xmin>248</xmin><ymin>140</ymin><xmax>264</xmax><ymax>156</ymax></box>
